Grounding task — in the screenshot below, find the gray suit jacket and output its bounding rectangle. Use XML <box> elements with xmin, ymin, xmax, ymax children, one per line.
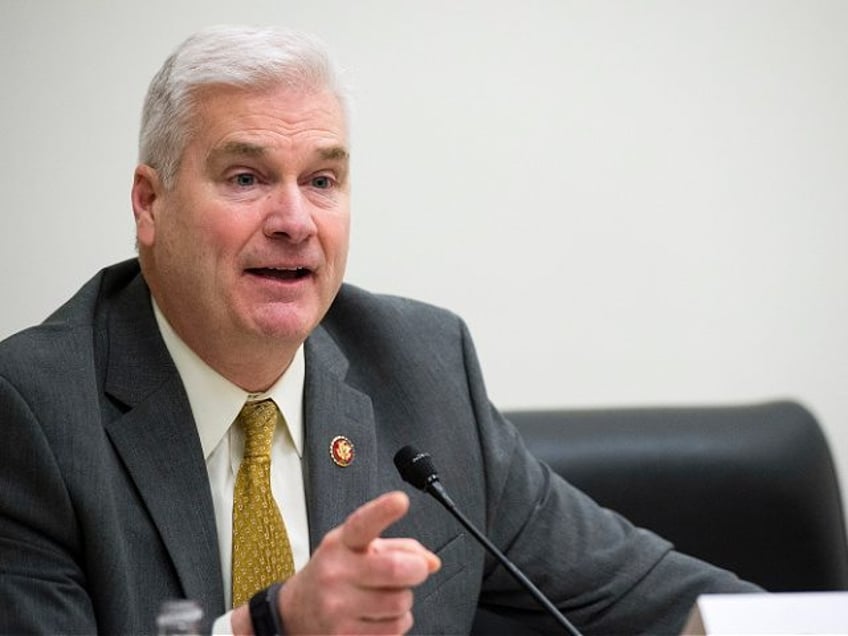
<box><xmin>0</xmin><ymin>260</ymin><xmax>758</xmax><ymax>635</ymax></box>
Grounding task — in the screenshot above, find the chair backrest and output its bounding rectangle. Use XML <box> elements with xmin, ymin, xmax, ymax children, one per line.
<box><xmin>504</xmin><ymin>400</ymin><xmax>848</xmax><ymax>592</ymax></box>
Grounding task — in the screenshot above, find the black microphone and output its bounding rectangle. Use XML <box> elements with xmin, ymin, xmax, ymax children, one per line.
<box><xmin>394</xmin><ymin>445</ymin><xmax>583</xmax><ymax>636</ymax></box>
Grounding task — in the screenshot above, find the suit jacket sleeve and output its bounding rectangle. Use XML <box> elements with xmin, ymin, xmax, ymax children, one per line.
<box><xmin>456</xmin><ymin>317</ymin><xmax>761</xmax><ymax>635</ymax></box>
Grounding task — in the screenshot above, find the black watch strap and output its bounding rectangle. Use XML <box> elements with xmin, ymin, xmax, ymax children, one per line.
<box><xmin>249</xmin><ymin>583</ymin><xmax>285</xmax><ymax>636</ymax></box>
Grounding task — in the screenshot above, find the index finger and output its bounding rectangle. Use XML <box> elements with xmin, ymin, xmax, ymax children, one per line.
<box><xmin>341</xmin><ymin>490</ymin><xmax>410</xmax><ymax>552</ymax></box>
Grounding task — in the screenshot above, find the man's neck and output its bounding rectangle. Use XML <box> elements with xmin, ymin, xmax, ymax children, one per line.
<box><xmin>151</xmin><ymin>299</ymin><xmax>297</xmax><ymax>393</ymax></box>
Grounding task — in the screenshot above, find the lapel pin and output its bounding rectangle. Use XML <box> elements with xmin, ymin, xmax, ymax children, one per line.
<box><xmin>330</xmin><ymin>435</ymin><xmax>355</xmax><ymax>467</ymax></box>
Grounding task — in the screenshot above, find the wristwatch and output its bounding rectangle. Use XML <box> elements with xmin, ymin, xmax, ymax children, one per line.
<box><xmin>249</xmin><ymin>583</ymin><xmax>284</xmax><ymax>636</ymax></box>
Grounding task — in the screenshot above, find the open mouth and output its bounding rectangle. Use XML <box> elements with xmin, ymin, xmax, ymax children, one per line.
<box><xmin>246</xmin><ymin>267</ymin><xmax>311</xmax><ymax>281</ymax></box>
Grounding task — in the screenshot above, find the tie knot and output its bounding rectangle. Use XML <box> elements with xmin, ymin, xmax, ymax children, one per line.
<box><xmin>237</xmin><ymin>399</ymin><xmax>278</xmax><ymax>458</ymax></box>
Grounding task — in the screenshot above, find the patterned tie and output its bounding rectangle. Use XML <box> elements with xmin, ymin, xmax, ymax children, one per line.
<box><xmin>231</xmin><ymin>399</ymin><xmax>295</xmax><ymax>608</ymax></box>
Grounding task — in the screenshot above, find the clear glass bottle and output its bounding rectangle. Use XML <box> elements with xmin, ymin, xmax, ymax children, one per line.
<box><xmin>155</xmin><ymin>599</ymin><xmax>204</xmax><ymax>636</ymax></box>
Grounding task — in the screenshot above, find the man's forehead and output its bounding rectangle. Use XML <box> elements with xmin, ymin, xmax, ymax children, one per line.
<box><xmin>191</xmin><ymin>81</ymin><xmax>346</xmax><ymax>122</ymax></box>
<box><xmin>183</xmin><ymin>85</ymin><xmax>350</xmax><ymax>168</ymax></box>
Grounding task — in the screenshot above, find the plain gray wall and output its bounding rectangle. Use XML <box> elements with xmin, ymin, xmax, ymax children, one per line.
<box><xmin>2</xmin><ymin>1</ymin><xmax>847</xmax><ymax>528</ymax></box>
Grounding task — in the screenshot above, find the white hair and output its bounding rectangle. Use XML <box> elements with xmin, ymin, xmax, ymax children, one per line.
<box><xmin>139</xmin><ymin>25</ymin><xmax>348</xmax><ymax>187</ymax></box>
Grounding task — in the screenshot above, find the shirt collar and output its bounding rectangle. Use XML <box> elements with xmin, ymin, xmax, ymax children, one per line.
<box><xmin>152</xmin><ymin>300</ymin><xmax>305</xmax><ymax>460</ymax></box>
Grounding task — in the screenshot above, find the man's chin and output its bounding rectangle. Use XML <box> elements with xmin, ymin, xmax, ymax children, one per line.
<box><xmin>247</xmin><ymin>310</ymin><xmax>315</xmax><ymax>346</ymax></box>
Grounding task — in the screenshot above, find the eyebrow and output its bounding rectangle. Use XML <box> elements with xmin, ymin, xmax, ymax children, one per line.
<box><xmin>206</xmin><ymin>141</ymin><xmax>267</xmax><ymax>167</ymax></box>
<box><xmin>318</xmin><ymin>146</ymin><xmax>350</xmax><ymax>162</ymax></box>
<box><xmin>207</xmin><ymin>141</ymin><xmax>349</xmax><ymax>164</ymax></box>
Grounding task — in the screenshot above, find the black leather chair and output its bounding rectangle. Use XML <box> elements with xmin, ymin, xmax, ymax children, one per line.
<box><xmin>504</xmin><ymin>400</ymin><xmax>848</xmax><ymax>592</ymax></box>
<box><xmin>472</xmin><ymin>401</ymin><xmax>848</xmax><ymax>634</ymax></box>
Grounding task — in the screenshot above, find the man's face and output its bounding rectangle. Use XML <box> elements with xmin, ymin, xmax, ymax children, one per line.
<box><xmin>133</xmin><ymin>84</ymin><xmax>350</xmax><ymax>377</ymax></box>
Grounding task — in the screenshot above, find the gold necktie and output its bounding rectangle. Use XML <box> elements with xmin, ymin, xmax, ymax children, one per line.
<box><xmin>231</xmin><ymin>399</ymin><xmax>295</xmax><ymax>608</ymax></box>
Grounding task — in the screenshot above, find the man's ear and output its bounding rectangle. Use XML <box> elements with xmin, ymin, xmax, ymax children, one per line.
<box><xmin>132</xmin><ymin>164</ymin><xmax>163</xmax><ymax>248</ymax></box>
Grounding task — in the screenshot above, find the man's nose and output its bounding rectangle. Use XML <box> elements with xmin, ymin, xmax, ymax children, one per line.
<box><xmin>262</xmin><ymin>183</ymin><xmax>318</xmax><ymax>242</ymax></box>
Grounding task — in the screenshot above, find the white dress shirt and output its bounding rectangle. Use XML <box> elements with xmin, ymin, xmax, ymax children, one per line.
<box><xmin>152</xmin><ymin>302</ymin><xmax>311</xmax><ymax>615</ymax></box>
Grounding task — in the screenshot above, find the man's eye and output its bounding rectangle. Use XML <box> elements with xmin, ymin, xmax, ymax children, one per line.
<box><xmin>232</xmin><ymin>173</ymin><xmax>256</xmax><ymax>187</ymax></box>
<box><xmin>312</xmin><ymin>175</ymin><xmax>334</xmax><ymax>189</ymax></box>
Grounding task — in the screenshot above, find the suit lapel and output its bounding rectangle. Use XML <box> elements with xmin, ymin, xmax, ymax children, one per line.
<box><xmin>102</xmin><ymin>274</ymin><xmax>225</xmax><ymax>613</ymax></box>
<box><xmin>303</xmin><ymin>326</ymin><xmax>379</xmax><ymax>550</ymax></box>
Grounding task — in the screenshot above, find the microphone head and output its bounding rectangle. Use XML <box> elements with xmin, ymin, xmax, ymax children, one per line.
<box><xmin>394</xmin><ymin>445</ymin><xmax>440</xmax><ymax>491</ymax></box>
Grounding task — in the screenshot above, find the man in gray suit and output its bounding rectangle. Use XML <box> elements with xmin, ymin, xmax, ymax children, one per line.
<box><xmin>0</xmin><ymin>25</ymin><xmax>759</xmax><ymax>635</ymax></box>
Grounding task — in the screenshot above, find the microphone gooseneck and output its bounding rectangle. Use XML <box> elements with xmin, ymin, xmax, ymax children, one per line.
<box><xmin>393</xmin><ymin>445</ymin><xmax>583</xmax><ymax>636</ymax></box>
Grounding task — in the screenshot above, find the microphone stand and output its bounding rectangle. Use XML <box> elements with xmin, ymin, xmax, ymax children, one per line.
<box><xmin>425</xmin><ymin>480</ymin><xmax>583</xmax><ymax>636</ymax></box>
